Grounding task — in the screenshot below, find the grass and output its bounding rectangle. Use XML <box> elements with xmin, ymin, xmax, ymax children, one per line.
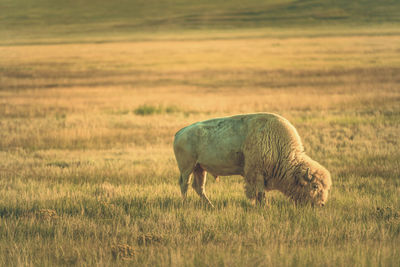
<box><xmin>1</xmin><ymin>30</ymin><xmax>399</xmax><ymax>265</ymax></box>
<box><xmin>1</xmin><ymin>0</ymin><xmax>400</xmax><ymax>265</ymax></box>
<box><xmin>134</xmin><ymin>104</ymin><xmax>182</xmax><ymax>116</ymax></box>
<box><xmin>2</xmin><ymin>0</ymin><xmax>400</xmax><ymax>45</ymax></box>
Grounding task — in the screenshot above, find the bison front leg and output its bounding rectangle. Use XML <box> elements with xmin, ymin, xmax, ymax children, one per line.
<box><xmin>192</xmin><ymin>164</ymin><xmax>214</xmax><ymax>208</ymax></box>
<box><xmin>244</xmin><ymin>172</ymin><xmax>266</xmax><ymax>206</ymax></box>
<box><xmin>257</xmin><ymin>191</ymin><xmax>266</xmax><ymax>205</ymax></box>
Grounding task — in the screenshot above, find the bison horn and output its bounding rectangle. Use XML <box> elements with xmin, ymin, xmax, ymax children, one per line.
<box><xmin>305</xmin><ymin>168</ymin><xmax>310</xmax><ymax>180</ymax></box>
<box><xmin>299</xmin><ymin>168</ymin><xmax>310</xmax><ymax>186</ymax></box>
<box><xmin>305</xmin><ymin>168</ymin><xmax>315</xmax><ymax>182</ymax></box>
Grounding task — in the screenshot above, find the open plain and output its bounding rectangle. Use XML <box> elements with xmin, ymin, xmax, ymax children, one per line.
<box><xmin>1</xmin><ymin>0</ymin><xmax>400</xmax><ymax>266</ymax></box>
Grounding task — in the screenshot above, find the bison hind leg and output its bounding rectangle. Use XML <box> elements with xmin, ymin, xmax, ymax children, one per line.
<box><xmin>179</xmin><ymin>169</ymin><xmax>193</xmax><ymax>199</ymax></box>
<box><xmin>192</xmin><ymin>164</ymin><xmax>214</xmax><ymax>208</ymax></box>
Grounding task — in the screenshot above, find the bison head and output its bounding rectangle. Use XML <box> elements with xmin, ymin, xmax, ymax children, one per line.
<box><xmin>295</xmin><ymin>167</ymin><xmax>332</xmax><ymax>207</ymax></box>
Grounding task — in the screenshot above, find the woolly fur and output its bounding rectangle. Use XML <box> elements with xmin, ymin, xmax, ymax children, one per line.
<box><xmin>174</xmin><ymin>113</ymin><xmax>332</xmax><ymax>206</ymax></box>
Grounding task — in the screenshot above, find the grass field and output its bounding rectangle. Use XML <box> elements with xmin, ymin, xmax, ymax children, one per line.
<box><xmin>2</xmin><ymin>0</ymin><xmax>400</xmax><ymax>45</ymax></box>
<box><xmin>1</xmin><ymin>0</ymin><xmax>400</xmax><ymax>266</ymax></box>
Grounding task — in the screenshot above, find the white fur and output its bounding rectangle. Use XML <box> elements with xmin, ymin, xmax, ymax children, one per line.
<box><xmin>173</xmin><ymin>113</ymin><xmax>332</xmax><ymax>207</ymax></box>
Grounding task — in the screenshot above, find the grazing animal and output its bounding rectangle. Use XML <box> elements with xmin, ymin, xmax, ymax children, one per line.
<box><xmin>173</xmin><ymin>113</ymin><xmax>332</xmax><ymax>207</ymax></box>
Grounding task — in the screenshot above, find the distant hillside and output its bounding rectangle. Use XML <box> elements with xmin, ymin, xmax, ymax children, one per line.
<box><xmin>1</xmin><ymin>0</ymin><xmax>400</xmax><ymax>43</ymax></box>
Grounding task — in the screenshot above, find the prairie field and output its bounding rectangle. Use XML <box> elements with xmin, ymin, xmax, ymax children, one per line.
<box><xmin>1</xmin><ymin>29</ymin><xmax>400</xmax><ymax>266</ymax></box>
<box><xmin>1</xmin><ymin>0</ymin><xmax>400</xmax><ymax>266</ymax></box>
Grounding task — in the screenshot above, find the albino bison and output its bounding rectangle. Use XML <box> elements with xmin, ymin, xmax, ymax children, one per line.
<box><xmin>173</xmin><ymin>113</ymin><xmax>332</xmax><ymax>207</ymax></box>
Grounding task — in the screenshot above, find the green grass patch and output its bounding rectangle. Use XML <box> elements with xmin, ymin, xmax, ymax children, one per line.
<box><xmin>134</xmin><ymin>104</ymin><xmax>182</xmax><ymax>116</ymax></box>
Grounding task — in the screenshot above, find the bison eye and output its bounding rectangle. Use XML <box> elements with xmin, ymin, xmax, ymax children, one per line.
<box><xmin>312</xmin><ymin>184</ymin><xmax>319</xmax><ymax>190</ymax></box>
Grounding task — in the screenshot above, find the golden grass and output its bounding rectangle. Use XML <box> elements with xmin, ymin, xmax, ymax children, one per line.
<box><xmin>0</xmin><ymin>29</ymin><xmax>400</xmax><ymax>266</ymax></box>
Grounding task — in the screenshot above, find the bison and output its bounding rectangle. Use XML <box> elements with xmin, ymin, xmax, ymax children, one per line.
<box><xmin>173</xmin><ymin>113</ymin><xmax>332</xmax><ymax>207</ymax></box>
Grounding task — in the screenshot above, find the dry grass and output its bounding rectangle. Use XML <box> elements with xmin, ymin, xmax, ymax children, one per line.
<box><xmin>0</xmin><ymin>29</ymin><xmax>400</xmax><ymax>266</ymax></box>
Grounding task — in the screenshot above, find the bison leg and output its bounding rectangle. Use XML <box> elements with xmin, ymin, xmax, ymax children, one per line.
<box><xmin>179</xmin><ymin>171</ymin><xmax>192</xmax><ymax>199</ymax></box>
<box><xmin>257</xmin><ymin>191</ymin><xmax>266</xmax><ymax>205</ymax></box>
<box><xmin>175</xmin><ymin>150</ymin><xmax>196</xmax><ymax>199</ymax></box>
<box><xmin>244</xmin><ymin>183</ymin><xmax>257</xmax><ymax>205</ymax></box>
<box><xmin>244</xmin><ymin>172</ymin><xmax>266</xmax><ymax>206</ymax></box>
<box><xmin>192</xmin><ymin>164</ymin><xmax>214</xmax><ymax>208</ymax></box>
